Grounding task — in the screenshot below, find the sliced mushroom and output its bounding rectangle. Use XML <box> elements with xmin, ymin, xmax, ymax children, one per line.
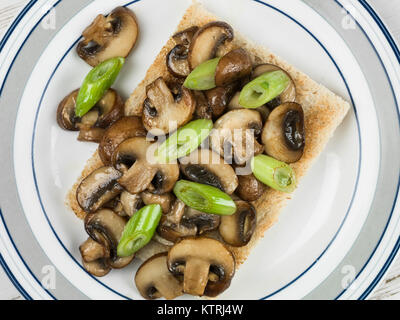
<box><xmin>180</xmin><ymin>149</ymin><xmax>238</xmax><ymax>194</ymax></box>
<box><xmin>262</xmin><ymin>102</ymin><xmax>305</xmax><ymax>163</ymax></box>
<box><xmin>141</xmin><ymin>192</ymin><xmax>174</xmax><ymax>214</ymax></box>
<box><xmin>205</xmin><ymin>81</ymin><xmax>239</xmax><ymax>119</ymax></box>
<box><xmin>80</xmin><ymin>238</ymin><xmax>111</xmax><ymax>277</ymax></box>
<box><xmin>57</xmin><ymin>89</ymin><xmax>124</xmax><ymax>142</ymax></box>
<box><xmin>120</xmin><ymin>191</ymin><xmax>143</xmax><ymax>217</ymax></box>
<box><xmin>82</xmin><ymin>258</ymin><xmax>111</xmax><ymax>277</ymax></box>
<box><xmin>77</xmin><ymin>7</ymin><xmax>139</xmax><ymax>67</ymax></box>
<box><xmin>99</xmin><ymin>116</ymin><xmax>146</xmax><ymax>165</ymax></box>
<box><xmin>158</xmin><ymin>200</ymin><xmax>197</xmax><ymax>243</ymax></box>
<box><xmin>142</xmin><ymin>78</ymin><xmax>196</xmax><ymax>135</ymax></box>
<box><xmin>252</xmin><ymin>64</ymin><xmax>296</xmax><ymax>110</ymax></box>
<box><xmin>215</xmin><ymin>48</ymin><xmax>252</xmax><ymax>87</ymax></box>
<box><xmin>193</xmin><ymin>91</ymin><xmax>212</xmax><ymax>120</ymax></box>
<box><xmin>112</xmin><ymin>137</ymin><xmax>179</xmax><ymax>194</ymax></box>
<box><xmin>135</xmin><ymin>252</ymin><xmax>183</xmax><ymax>300</ymax></box>
<box><xmin>172</xmin><ymin>26</ymin><xmax>199</xmax><ymax>46</ymax></box>
<box><xmin>80</xmin><ymin>237</ymin><xmax>110</xmax><ymax>262</ymax></box>
<box><xmin>188</xmin><ymin>21</ymin><xmax>234</xmax><ymax>69</ymax></box>
<box><xmin>57</xmin><ymin>89</ymin><xmax>80</xmax><ymax>131</ymax></box>
<box><xmin>76</xmin><ymin>166</ymin><xmax>123</xmax><ymax>213</ymax></box>
<box><xmin>219</xmin><ymin>201</ymin><xmax>256</xmax><ymax>247</ymax></box>
<box><xmin>228</xmin><ymin>92</ymin><xmax>270</xmax><ymax>122</ymax></box>
<box><xmin>84</xmin><ymin>209</ymin><xmax>134</xmax><ymax>268</ymax></box>
<box><xmin>210</xmin><ymin>109</ymin><xmax>264</xmax><ymax>165</ymax></box>
<box><xmin>236</xmin><ymin>173</ymin><xmax>266</xmax><ymax>202</ymax></box>
<box><xmin>167</xmin><ymin>237</ymin><xmax>235</xmax><ymax>297</ymax></box>
<box><xmin>158</xmin><ymin>199</ymin><xmax>221</xmax><ymax>243</ymax></box>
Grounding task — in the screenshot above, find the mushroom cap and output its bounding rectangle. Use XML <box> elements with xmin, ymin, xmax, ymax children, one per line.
<box><xmin>142</xmin><ymin>78</ymin><xmax>196</xmax><ymax>135</ymax></box>
<box><xmin>262</xmin><ymin>102</ymin><xmax>305</xmax><ymax>163</ymax></box>
<box><xmin>219</xmin><ymin>200</ymin><xmax>257</xmax><ymax>247</ymax></box>
<box><xmin>236</xmin><ymin>173</ymin><xmax>266</xmax><ymax>202</ymax></box>
<box><xmin>188</xmin><ymin>21</ymin><xmax>234</xmax><ymax>69</ymax></box>
<box><xmin>210</xmin><ymin>109</ymin><xmax>264</xmax><ymax>165</ymax></box>
<box><xmin>57</xmin><ymin>89</ymin><xmax>80</xmax><ymax>131</ymax></box>
<box><xmin>76</xmin><ymin>166</ymin><xmax>123</xmax><ymax>213</ymax></box>
<box><xmin>180</xmin><ymin>149</ymin><xmax>238</xmax><ymax>195</ymax></box>
<box><xmin>135</xmin><ymin>252</ymin><xmax>183</xmax><ymax>300</ymax></box>
<box><xmin>167</xmin><ymin>237</ymin><xmax>235</xmax><ymax>297</ymax></box>
<box><xmin>166</xmin><ymin>45</ymin><xmax>191</xmax><ymax>78</ymax></box>
<box><xmin>80</xmin><ymin>238</ymin><xmax>110</xmax><ymax>262</ymax></box>
<box><xmin>252</xmin><ymin>64</ymin><xmax>296</xmax><ymax>109</ymax></box>
<box><xmin>215</xmin><ymin>48</ymin><xmax>252</xmax><ymax>87</ymax></box>
<box><xmin>84</xmin><ymin>209</ymin><xmax>132</xmax><ymax>262</ymax></box>
<box><xmin>112</xmin><ymin>137</ymin><xmax>179</xmax><ymax>194</ymax></box>
<box><xmin>82</xmin><ymin>258</ymin><xmax>111</xmax><ymax>277</ymax></box>
<box><xmin>77</xmin><ymin>7</ymin><xmax>139</xmax><ymax>67</ymax></box>
<box><xmin>172</xmin><ymin>26</ymin><xmax>199</xmax><ymax>46</ymax></box>
<box><xmin>205</xmin><ymin>81</ymin><xmax>239</xmax><ymax>119</ymax></box>
<box><xmin>99</xmin><ymin>116</ymin><xmax>146</xmax><ymax>165</ymax></box>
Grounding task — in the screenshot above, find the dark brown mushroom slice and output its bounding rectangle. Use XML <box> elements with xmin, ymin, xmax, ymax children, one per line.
<box><xmin>188</xmin><ymin>21</ymin><xmax>234</xmax><ymax>69</ymax></box>
<box><xmin>219</xmin><ymin>201</ymin><xmax>256</xmax><ymax>247</ymax></box>
<box><xmin>182</xmin><ymin>208</ymin><xmax>221</xmax><ymax>235</ymax></box>
<box><xmin>262</xmin><ymin>102</ymin><xmax>305</xmax><ymax>163</ymax></box>
<box><xmin>210</xmin><ymin>109</ymin><xmax>264</xmax><ymax>165</ymax></box>
<box><xmin>236</xmin><ymin>173</ymin><xmax>266</xmax><ymax>202</ymax></box>
<box><xmin>215</xmin><ymin>48</ymin><xmax>252</xmax><ymax>87</ymax></box>
<box><xmin>111</xmin><ymin>137</ymin><xmax>179</xmax><ymax>194</ymax></box>
<box><xmin>142</xmin><ymin>77</ymin><xmax>196</xmax><ymax>135</ymax></box>
<box><xmin>193</xmin><ymin>91</ymin><xmax>212</xmax><ymax>120</ymax></box>
<box><xmin>172</xmin><ymin>26</ymin><xmax>199</xmax><ymax>46</ymax></box>
<box><xmin>141</xmin><ymin>192</ymin><xmax>174</xmax><ymax>214</ymax></box>
<box><xmin>84</xmin><ymin>209</ymin><xmax>133</xmax><ymax>264</ymax></box>
<box><xmin>166</xmin><ymin>45</ymin><xmax>191</xmax><ymax>78</ymax></box>
<box><xmin>135</xmin><ymin>252</ymin><xmax>183</xmax><ymax>300</ymax></box>
<box><xmin>167</xmin><ymin>237</ymin><xmax>235</xmax><ymax>297</ymax></box>
<box><xmin>180</xmin><ymin>149</ymin><xmax>238</xmax><ymax>195</ymax></box>
<box><xmin>205</xmin><ymin>81</ymin><xmax>239</xmax><ymax>119</ymax></box>
<box><xmin>76</xmin><ymin>166</ymin><xmax>123</xmax><ymax>213</ymax></box>
<box><xmin>77</xmin><ymin>7</ymin><xmax>139</xmax><ymax>67</ymax></box>
<box><xmin>157</xmin><ymin>200</ymin><xmax>197</xmax><ymax>243</ymax></box>
<box><xmin>251</xmin><ymin>64</ymin><xmax>296</xmax><ymax>110</ymax></box>
<box><xmin>98</xmin><ymin>116</ymin><xmax>146</xmax><ymax>165</ymax></box>
<box><xmin>57</xmin><ymin>89</ymin><xmax>80</xmax><ymax>131</ymax></box>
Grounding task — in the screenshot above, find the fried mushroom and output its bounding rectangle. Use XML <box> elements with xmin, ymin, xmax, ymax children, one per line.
<box><xmin>210</xmin><ymin>109</ymin><xmax>264</xmax><ymax>165</ymax></box>
<box><xmin>135</xmin><ymin>252</ymin><xmax>183</xmax><ymax>300</ymax></box>
<box><xmin>76</xmin><ymin>166</ymin><xmax>123</xmax><ymax>213</ymax></box>
<box><xmin>215</xmin><ymin>48</ymin><xmax>252</xmax><ymax>87</ymax></box>
<box><xmin>77</xmin><ymin>7</ymin><xmax>139</xmax><ymax>67</ymax></box>
<box><xmin>262</xmin><ymin>102</ymin><xmax>305</xmax><ymax>163</ymax></box>
<box><xmin>142</xmin><ymin>78</ymin><xmax>196</xmax><ymax>135</ymax></box>
<box><xmin>167</xmin><ymin>237</ymin><xmax>235</xmax><ymax>297</ymax></box>
<box><xmin>219</xmin><ymin>201</ymin><xmax>256</xmax><ymax>247</ymax></box>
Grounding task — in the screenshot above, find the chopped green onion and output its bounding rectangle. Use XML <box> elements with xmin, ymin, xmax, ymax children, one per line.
<box><xmin>173</xmin><ymin>180</ymin><xmax>236</xmax><ymax>215</ymax></box>
<box><xmin>251</xmin><ymin>154</ymin><xmax>296</xmax><ymax>193</ymax></box>
<box><xmin>239</xmin><ymin>71</ymin><xmax>290</xmax><ymax>109</ymax></box>
<box><xmin>117</xmin><ymin>204</ymin><xmax>162</xmax><ymax>257</ymax></box>
<box><xmin>156</xmin><ymin>119</ymin><xmax>213</xmax><ymax>163</ymax></box>
<box><xmin>183</xmin><ymin>57</ymin><xmax>221</xmax><ymax>90</ymax></box>
<box><xmin>75</xmin><ymin>57</ymin><xmax>125</xmax><ymax>117</ymax></box>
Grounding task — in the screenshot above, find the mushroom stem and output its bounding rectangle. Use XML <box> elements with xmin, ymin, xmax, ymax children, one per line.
<box><xmin>183</xmin><ymin>258</ymin><xmax>210</xmax><ymax>296</ymax></box>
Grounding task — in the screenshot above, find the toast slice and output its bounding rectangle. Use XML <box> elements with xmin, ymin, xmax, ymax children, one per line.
<box><xmin>67</xmin><ymin>2</ymin><xmax>350</xmax><ymax>266</ymax></box>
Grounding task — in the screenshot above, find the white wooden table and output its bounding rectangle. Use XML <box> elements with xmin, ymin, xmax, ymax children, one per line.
<box><xmin>0</xmin><ymin>0</ymin><xmax>399</xmax><ymax>300</ymax></box>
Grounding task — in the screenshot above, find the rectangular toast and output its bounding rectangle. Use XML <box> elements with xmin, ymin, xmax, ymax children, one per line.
<box><xmin>67</xmin><ymin>1</ymin><xmax>350</xmax><ymax>266</ymax></box>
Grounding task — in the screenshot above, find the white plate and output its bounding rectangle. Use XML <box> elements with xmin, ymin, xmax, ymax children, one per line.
<box><xmin>0</xmin><ymin>0</ymin><xmax>399</xmax><ymax>300</ymax></box>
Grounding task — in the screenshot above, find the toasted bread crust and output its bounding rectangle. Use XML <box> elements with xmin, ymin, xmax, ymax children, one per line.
<box><xmin>67</xmin><ymin>2</ymin><xmax>350</xmax><ymax>266</ymax></box>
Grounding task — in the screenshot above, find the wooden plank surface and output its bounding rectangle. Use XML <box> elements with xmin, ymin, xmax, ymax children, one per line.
<box><xmin>0</xmin><ymin>0</ymin><xmax>399</xmax><ymax>300</ymax></box>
